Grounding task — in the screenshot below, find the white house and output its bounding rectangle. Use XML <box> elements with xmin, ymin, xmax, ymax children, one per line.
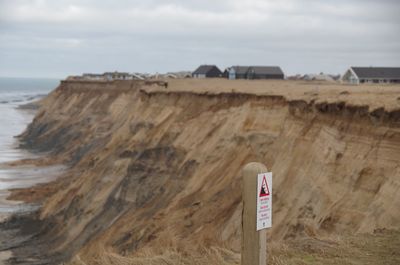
<box><xmin>342</xmin><ymin>67</ymin><xmax>400</xmax><ymax>84</ymax></box>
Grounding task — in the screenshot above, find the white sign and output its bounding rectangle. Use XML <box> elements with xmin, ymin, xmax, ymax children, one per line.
<box><xmin>256</xmin><ymin>172</ymin><xmax>272</xmax><ymax>231</ymax></box>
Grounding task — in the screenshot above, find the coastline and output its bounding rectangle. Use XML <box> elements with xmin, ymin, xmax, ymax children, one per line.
<box><xmin>0</xmin><ymin>164</ymin><xmax>65</xmax><ymax>265</ymax></box>
<box><xmin>0</xmin><ymin>96</ymin><xmax>63</xmax><ymax>264</ymax></box>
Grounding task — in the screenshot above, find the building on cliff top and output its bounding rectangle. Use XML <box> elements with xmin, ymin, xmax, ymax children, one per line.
<box><xmin>103</xmin><ymin>71</ymin><xmax>134</xmax><ymax>81</ymax></box>
<box><xmin>226</xmin><ymin>66</ymin><xmax>284</xmax><ymax>80</ymax></box>
<box><xmin>76</xmin><ymin>72</ymin><xmax>144</xmax><ymax>81</ymax></box>
<box><xmin>82</xmin><ymin>73</ymin><xmax>106</xmax><ymax>80</ymax></box>
<box><xmin>303</xmin><ymin>73</ymin><xmax>336</xmax><ymax>82</ymax></box>
<box><xmin>342</xmin><ymin>67</ymin><xmax>400</xmax><ymax>84</ymax></box>
<box><xmin>192</xmin><ymin>65</ymin><xmax>223</xmax><ymax>78</ymax></box>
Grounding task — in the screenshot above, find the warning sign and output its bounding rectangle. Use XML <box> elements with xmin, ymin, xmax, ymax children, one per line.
<box><xmin>257</xmin><ymin>172</ymin><xmax>272</xmax><ymax>231</ymax></box>
<box><xmin>259</xmin><ymin>175</ymin><xmax>270</xmax><ymax>197</ymax></box>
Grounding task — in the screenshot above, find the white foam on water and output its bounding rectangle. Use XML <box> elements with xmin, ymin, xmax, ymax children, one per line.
<box><xmin>0</xmin><ymin>250</ymin><xmax>12</xmax><ymax>265</ymax></box>
<box><xmin>0</xmin><ymin>77</ymin><xmax>61</xmax><ymax>216</ymax></box>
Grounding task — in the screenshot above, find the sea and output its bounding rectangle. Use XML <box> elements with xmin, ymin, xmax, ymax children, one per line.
<box><xmin>0</xmin><ymin>77</ymin><xmax>59</xmax><ymax>163</ymax></box>
<box><xmin>0</xmin><ymin>77</ymin><xmax>62</xmax><ymax>217</ymax></box>
<box><xmin>0</xmin><ymin>77</ymin><xmax>63</xmax><ymax>263</ymax></box>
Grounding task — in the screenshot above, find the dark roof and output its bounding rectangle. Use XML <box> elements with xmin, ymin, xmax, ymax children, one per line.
<box><xmin>231</xmin><ymin>66</ymin><xmax>251</xmax><ymax>75</ymax></box>
<box><xmin>351</xmin><ymin>67</ymin><xmax>400</xmax><ymax>79</ymax></box>
<box><xmin>250</xmin><ymin>66</ymin><xmax>284</xmax><ymax>75</ymax></box>
<box><xmin>230</xmin><ymin>66</ymin><xmax>284</xmax><ymax>75</ymax></box>
<box><xmin>193</xmin><ymin>65</ymin><xmax>219</xmax><ymax>75</ymax></box>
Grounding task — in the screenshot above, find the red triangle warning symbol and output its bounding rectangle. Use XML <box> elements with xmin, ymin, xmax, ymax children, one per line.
<box><xmin>259</xmin><ymin>175</ymin><xmax>270</xmax><ymax>197</ymax></box>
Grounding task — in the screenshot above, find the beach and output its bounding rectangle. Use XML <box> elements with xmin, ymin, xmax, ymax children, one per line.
<box><xmin>0</xmin><ymin>78</ymin><xmax>59</xmax><ymax>264</ymax></box>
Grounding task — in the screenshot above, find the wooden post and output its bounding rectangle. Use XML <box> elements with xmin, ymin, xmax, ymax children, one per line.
<box><xmin>242</xmin><ymin>162</ymin><xmax>268</xmax><ymax>265</ymax></box>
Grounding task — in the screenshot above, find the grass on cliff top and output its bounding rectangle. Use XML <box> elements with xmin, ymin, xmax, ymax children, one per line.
<box><xmin>271</xmin><ymin>229</ymin><xmax>400</xmax><ymax>265</ymax></box>
<box><xmin>68</xmin><ymin>229</ymin><xmax>400</xmax><ymax>265</ymax></box>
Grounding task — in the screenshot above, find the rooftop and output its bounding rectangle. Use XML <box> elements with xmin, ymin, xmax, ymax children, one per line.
<box><xmin>352</xmin><ymin>67</ymin><xmax>400</xmax><ymax>79</ymax></box>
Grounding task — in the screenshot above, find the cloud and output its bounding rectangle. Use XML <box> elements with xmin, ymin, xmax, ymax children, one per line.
<box><xmin>0</xmin><ymin>1</ymin><xmax>88</xmax><ymax>23</ymax></box>
<box><xmin>0</xmin><ymin>0</ymin><xmax>399</xmax><ymax>77</ymax></box>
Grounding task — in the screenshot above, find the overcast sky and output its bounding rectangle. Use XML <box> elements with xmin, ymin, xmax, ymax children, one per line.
<box><xmin>0</xmin><ymin>0</ymin><xmax>399</xmax><ymax>78</ymax></box>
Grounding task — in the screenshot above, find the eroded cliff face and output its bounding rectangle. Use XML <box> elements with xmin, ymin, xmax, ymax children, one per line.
<box><xmin>13</xmin><ymin>80</ymin><xmax>400</xmax><ymax>264</ymax></box>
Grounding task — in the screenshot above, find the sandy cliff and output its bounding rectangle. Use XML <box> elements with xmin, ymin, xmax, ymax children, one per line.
<box><xmin>7</xmin><ymin>79</ymin><xmax>400</xmax><ymax>264</ymax></box>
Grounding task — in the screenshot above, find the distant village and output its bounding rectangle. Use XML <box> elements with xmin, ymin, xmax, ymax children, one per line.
<box><xmin>67</xmin><ymin>65</ymin><xmax>400</xmax><ymax>85</ymax></box>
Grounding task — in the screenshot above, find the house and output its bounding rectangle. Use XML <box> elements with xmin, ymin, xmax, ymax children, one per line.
<box><xmin>227</xmin><ymin>66</ymin><xmax>284</xmax><ymax>80</ymax></box>
<box><xmin>303</xmin><ymin>73</ymin><xmax>335</xmax><ymax>82</ymax></box>
<box><xmin>164</xmin><ymin>73</ymin><xmax>178</xmax><ymax>79</ymax></box>
<box><xmin>342</xmin><ymin>67</ymin><xmax>400</xmax><ymax>84</ymax></box>
<box><xmin>103</xmin><ymin>71</ymin><xmax>133</xmax><ymax>81</ymax></box>
<box><xmin>287</xmin><ymin>74</ymin><xmax>303</xmax><ymax>80</ymax></box>
<box><xmin>66</xmin><ymin>75</ymin><xmax>84</xmax><ymax>81</ymax></box>
<box><xmin>165</xmin><ymin>71</ymin><xmax>192</xmax><ymax>79</ymax></box>
<box><xmin>247</xmin><ymin>66</ymin><xmax>284</xmax><ymax>80</ymax></box>
<box><xmin>192</xmin><ymin>65</ymin><xmax>222</xmax><ymax>78</ymax></box>
<box><xmin>228</xmin><ymin>66</ymin><xmax>251</xmax><ymax>80</ymax></box>
<box><xmin>131</xmin><ymin>73</ymin><xmax>145</xmax><ymax>80</ymax></box>
<box><xmin>82</xmin><ymin>73</ymin><xmax>106</xmax><ymax>81</ymax></box>
<box><xmin>174</xmin><ymin>71</ymin><xmax>192</xmax><ymax>78</ymax></box>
